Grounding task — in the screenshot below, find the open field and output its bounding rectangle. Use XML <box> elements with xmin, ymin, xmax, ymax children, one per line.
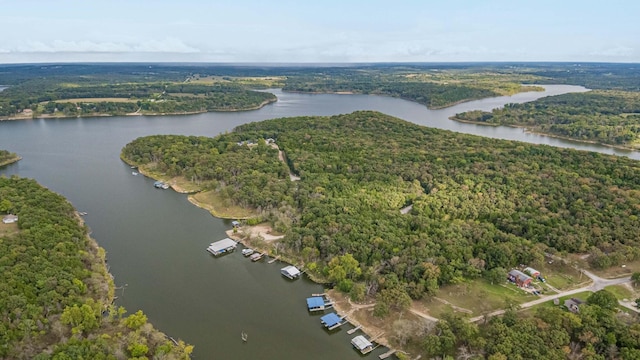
<box><xmin>605</xmin><ymin>284</ymin><xmax>635</xmax><ymax>300</ymax></box>
<box><xmin>420</xmin><ymin>280</ymin><xmax>534</xmax><ymax>317</ymax></box>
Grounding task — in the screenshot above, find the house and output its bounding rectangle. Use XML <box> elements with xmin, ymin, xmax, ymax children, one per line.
<box><xmin>206</xmin><ymin>238</ymin><xmax>238</xmax><ymax>256</ymax></box>
<box><xmin>281</xmin><ymin>265</ymin><xmax>301</xmax><ymax>279</ymax></box>
<box><xmin>564</xmin><ymin>298</ymin><xmax>584</xmax><ymax>313</ymax></box>
<box><xmin>507</xmin><ymin>269</ymin><xmax>533</xmax><ymax>287</ymax></box>
<box><xmin>524</xmin><ymin>267</ymin><xmax>541</xmax><ymax>278</ymax></box>
<box><xmin>2</xmin><ymin>214</ymin><xmax>18</xmax><ymax>224</ymax></box>
<box><xmin>351</xmin><ymin>335</ymin><xmax>374</xmax><ymax>354</ymax></box>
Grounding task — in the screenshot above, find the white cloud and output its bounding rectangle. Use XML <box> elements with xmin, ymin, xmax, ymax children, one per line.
<box><xmin>11</xmin><ymin>38</ymin><xmax>200</xmax><ymax>53</ymax></box>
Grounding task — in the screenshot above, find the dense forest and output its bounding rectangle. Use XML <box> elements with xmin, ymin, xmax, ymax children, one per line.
<box><xmin>0</xmin><ymin>176</ymin><xmax>192</xmax><ymax>359</ymax></box>
<box><xmin>122</xmin><ymin>111</ymin><xmax>640</xmax><ymax>302</ymax></box>
<box><xmin>454</xmin><ymin>90</ymin><xmax>640</xmax><ymax>148</ymax></box>
<box><xmin>0</xmin><ymin>150</ymin><xmax>20</xmax><ymax>167</ymax></box>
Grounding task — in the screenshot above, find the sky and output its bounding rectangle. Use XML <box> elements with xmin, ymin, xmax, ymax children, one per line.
<box><xmin>1</xmin><ymin>0</ymin><xmax>639</xmax><ymax>63</ymax></box>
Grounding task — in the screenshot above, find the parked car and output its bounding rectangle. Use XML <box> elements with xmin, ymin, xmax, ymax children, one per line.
<box><xmin>537</xmin><ymin>276</ymin><xmax>546</xmax><ymax>283</ymax></box>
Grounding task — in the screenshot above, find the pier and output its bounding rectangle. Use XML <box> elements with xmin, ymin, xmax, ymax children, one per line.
<box><xmin>379</xmin><ymin>349</ymin><xmax>397</xmax><ymax>359</ymax></box>
<box><xmin>347</xmin><ymin>324</ymin><xmax>362</xmax><ymax>335</ymax></box>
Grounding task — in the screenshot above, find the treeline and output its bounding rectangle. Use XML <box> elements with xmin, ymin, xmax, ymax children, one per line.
<box><xmin>0</xmin><ymin>80</ymin><xmax>276</xmax><ymax>117</ymax></box>
<box><xmin>123</xmin><ymin>111</ymin><xmax>640</xmax><ymax>302</ymax></box>
<box><xmin>455</xmin><ymin>90</ymin><xmax>640</xmax><ymax>147</ymax></box>
<box><xmin>121</xmin><ymin>135</ymin><xmax>292</xmax><ymax>211</ymax></box>
<box><xmin>0</xmin><ymin>176</ymin><xmax>192</xmax><ymax>359</ymax></box>
<box><xmin>410</xmin><ymin>290</ymin><xmax>640</xmax><ymax>359</ymax></box>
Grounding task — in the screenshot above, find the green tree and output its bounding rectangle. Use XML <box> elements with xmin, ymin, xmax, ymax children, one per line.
<box><xmin>587</xmin><ymin>290</ymin><xmax>618</xmax><ymax>311</ymax></box>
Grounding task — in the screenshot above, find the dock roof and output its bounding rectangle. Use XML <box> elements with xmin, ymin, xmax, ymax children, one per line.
<box><xmin>351</xmin><ymin>335</ymin><xmax>373</xmax><ymax>350</ymax></box>
<box><xmin>320</xmin><ymin>312</ymin><xmax>341</xmax><ymax>327</ymax></box>
<box><xmin>208</xmin><ymin>238</ymin><xmax>238</xmax><ymax>253</ymax></box>
<box><xmin>281</xmin><ymin>265</ymin><xmax>301</xmax><ymax>277</ymax></box>
<box><xmin>306</xmin><ymin>297</ymin><xmax>325</xmax><ymax>309</ymax></box>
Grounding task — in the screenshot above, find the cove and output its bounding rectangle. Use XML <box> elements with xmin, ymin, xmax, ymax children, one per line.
<box><xmin>1</xmin><ymin>85</ymin><xmax>633</xmax><ymax>359</ymax></box>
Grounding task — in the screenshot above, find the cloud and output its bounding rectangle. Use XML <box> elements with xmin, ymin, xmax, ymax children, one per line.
<box><xmin>12</xmin><ymin>38</ymin><xmax>200</xmax><ymax>53</ymax></box>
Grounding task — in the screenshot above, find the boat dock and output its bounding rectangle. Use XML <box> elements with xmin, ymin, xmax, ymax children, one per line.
<box><xmin>379</xmin><ymin>349</ymin><xmax>397</xmax><ymax>359</ymax></box>
<box><xmin>267</xmin><ymin>256</ymin><xmax>280</xmax><ymax>264</ymax></box>
<box><xmin>249</xmin><ymin>252</ymin><xmax>264</xmax><ymax>261</ymax></box>
<box><xmin>320</xmin><ymin>312</ymin><xmax>347</xmax><ymax>330</ymax></box>
<box><xmin>206</xmin><ymin>238</ymin><xmax>238</xmax><ymax>256</ymax></box>
<box><xmin>306</xmin><ymin>295</ymin><xmax>334</xmax><ymax>312</ymax></box>
<box><xmin>347</xmin><ymin>324</ymin><xmax>362</xmax><ymax>334</ymax></box>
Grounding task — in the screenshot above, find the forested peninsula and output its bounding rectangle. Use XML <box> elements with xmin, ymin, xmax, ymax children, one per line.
<box><xmin>0</xmin><ymin>149</ymin><xmax>21</xmax><ymax>167</ymax></box>
<box><xmin>0</xmin><ymin>176</ymin><xmax>192</xmax><ymax>359</ymax></box>
<box><xmin>122</xmin><ymin>111</ymin><xmax>640</xmax><ymax>293</ymax></box>
<box><xmin>454</xmin><ymin>90</ymin><xmax>640</xmax><ymax>149</ymax></box>
<box><xmin>121</xmin><ymin>111</ymin><xmax>640</xmax><ymax>359</ymax></box>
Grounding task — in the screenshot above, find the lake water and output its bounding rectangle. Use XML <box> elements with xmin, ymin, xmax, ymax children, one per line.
<box><xmin>1</xmin><ymin>85</ymin><xmax>636</xmax><ymax>359</ymax></box>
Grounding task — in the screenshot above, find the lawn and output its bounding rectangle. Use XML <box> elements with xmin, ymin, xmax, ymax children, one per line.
<box><xmin>534</xmin><ymin>259</ymin><xmax>586</xmax><ymax>290</ymax></box>
<box><xmin>422</xmin><ymin>279</ymin><xmax>535</xmax><ymax>317</ymax></box>
<box><xmin>605</xmin><ymin>284</ymin><xmax>635</xmax><ymax>300</ymax></box>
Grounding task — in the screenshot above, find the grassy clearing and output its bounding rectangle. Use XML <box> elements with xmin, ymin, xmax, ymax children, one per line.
<box><xmin>423</xmin><ymin>279</ymin><xmax>534</xmax><ymax>317</ymax></box>
<box><xmin>605</xmin><ymin>284</ymin><xmax>635</xmax><ymax>300</ymax></box>
<box><xmin>168</xmin><ymin>176</ymin><xmax>203</xmax><ymax>194</ymax></box>
<box><xmin>527</xmin><ymin>291</ymin><xmax>593</xmax><ymax>312</ymax></box>
<box><xmin>536</xmin><ymin>259</ymin><xmax>586</xmax><ymax>290</ymax></box>
<box><xmin>41</xmin><ymin>98</ymin><xmax>137</xmax><ymax>103</ymax></box>
<box><xmin>590</xmin><ymin>259</ymin><xmax>640</xmax><ymax>278</ymax></box>
<box><xmin>189</xmin><ymin>190</ymin><xmax>257</xmax><ymax>219</ymax></box>
<box><xmin>0</xmin><ymin>223</ymin><xmax>19</xmax><ymax>237</ymax></box>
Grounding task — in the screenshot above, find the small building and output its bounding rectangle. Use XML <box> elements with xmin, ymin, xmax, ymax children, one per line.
<box><xmin>351</xmin><ymin>335</ymin><xmax>374</xmax><ymax>354</ymax></box>
<box><xmin>2</xmin><ymin>214</ymin><xmax>18</xmax><ymax>224</ymax></box>
<box><xmin>507</xmin><ymin>269</ymin><xmax>533</xmax><ymax>287</ymax></box>
<box><xmin>564</xmin><ymin>298</ymin><xmax>584</xmax><ymax>313</ymax></box>
<box><xmin>306</xmin><ymin>296</ymin><xmax>334</xmax><ymax>312</ymax></box>
<box><xmin>320</xmin><ymin>312</ymin><xmax>345</xmax><ymax>330</ymax></box>
<box><xmin>524</xmin><ymin>267</ymin><xmax>541</xmax><ymax>278</ymax></box>
<box><xmin>206</xmin><ymin>238</ymin><xmax>238</xmax><ymax>256</ymax></box>
<box><xmin>281</xmin><ymin>265</ymin><xmax>301</xmax><ymax>279</ymax></box>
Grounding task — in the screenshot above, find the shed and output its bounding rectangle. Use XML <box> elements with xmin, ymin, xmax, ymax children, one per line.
<box><xmin>524</xmin><ymin>267</ymin><xmax>541</xmax><ymax>278</ymax></box>
<box><xmin>564</xmin><ymin>298</ymin><xmax>584</xmax><ymax>313</ymax></box>
<box><xmin>206</xmin><ymin>238</ymin><xmax>238</xmax><ymax>256</ymax></box>
<box><xmin>320</xmin><ymin>312</ymin><xmax>344</xmax><ymax>330</ymax></box>
<box><xmin>507</xmin><ymin>269</ymin><xmax>532</xmax><ymax>287</ymax></box>
<box><xmin>281</xmin><ymin>265</ymin><xmax>301</xmax><ymax>279</ymax></box>
<box><xmin>2</xmin><ymin>214</ymin><xmax>18</xmax><ymax>224</ymax></box>
<box><xmin>351</xmin><ymin>335</ymin><xmax>374</xmax><ymax>354</ymax></box>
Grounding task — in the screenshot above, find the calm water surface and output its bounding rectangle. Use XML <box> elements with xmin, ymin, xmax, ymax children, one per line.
<box><xmin>2</xmin><ymin>85</ymin><xmax>637</xmax><ymax>359</ymax></box>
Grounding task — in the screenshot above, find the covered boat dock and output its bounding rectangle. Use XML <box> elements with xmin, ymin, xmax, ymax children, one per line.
<box><xmin>206</xmin><ymin>238</ymin><xmax>238</xmax><ymax>256</ymax></box>
<box><xmin>351</xmin><ymin>335</ymin><xmax>374</xmax><ymax>354</ymax></box>
<box><xmin>306</xmin><ymin>296</ymin><xmax>334</xmax><ymax>312</ymax></box>
<box><xmin>320</xmin><ymin>312</ymin><xmax>345</xmax><ymax>330</ymax></box>
<box><xmin>280</xmin><ymin>265</ymin><xmax>301</xmax><ymax>279</ymax></box>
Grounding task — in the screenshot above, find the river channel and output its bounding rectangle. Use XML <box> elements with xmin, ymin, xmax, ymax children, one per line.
<box><xmin>2</xmin><ymin>85</ymin><xmax>636</xmax><ymax>359</ymax></box>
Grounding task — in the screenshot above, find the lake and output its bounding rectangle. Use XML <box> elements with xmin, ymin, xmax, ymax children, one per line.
<box><xmin>1</xmin><ymin>85</ymin><xmax>635</xmax><ymax>359</ymax></box>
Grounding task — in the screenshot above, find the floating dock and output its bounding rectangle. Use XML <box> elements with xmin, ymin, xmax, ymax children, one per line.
<box><xmin>250</xmin><ymin>253</ymin><xmax>264</xmax><ymax>262</ymax></box>
<box><xmin>206</xmin><ymin>238</ymin><xmax>238</xmax><ymax>256</ymax></box>
<box><xmin>347</xmin><ymin>325</ymin><xmax>362</xmax><ymax>335</ymax></box>
<box><xmin>379</xmin><ymin>349</ymin><xmax>397</xmax><ymax>359</ymax></box>
<box><xmin>320</xmin><ymin>312</ymin><xmax>346</xmax><ymax>330</ymax></box>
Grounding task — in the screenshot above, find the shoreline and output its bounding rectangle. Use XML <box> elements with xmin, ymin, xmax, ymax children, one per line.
<box><xmin>0</xmin><ymin>97</ymin><xmax>277</xmax><ymax>122</ymax></box>
<box><xmin>0</xmin><ymin>155</ymin><xmax>22</xmax><ymax>167</ymax></box>
<box><xmin>449</xmin><ymin>116</ymin><xmax>640</xmax><ymax>152</ymax></box>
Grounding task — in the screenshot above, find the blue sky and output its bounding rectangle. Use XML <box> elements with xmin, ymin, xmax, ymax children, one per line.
<box><xmin>1</xmin><ymin>0</ymin><xmax>638</xmax><ymax>63</ymax></box>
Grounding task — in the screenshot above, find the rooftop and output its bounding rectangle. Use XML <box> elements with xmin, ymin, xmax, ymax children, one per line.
<box><xmin>320</xmin><ymin>313</ymin><xmax>342</xmax><ymax>328</ymax></box>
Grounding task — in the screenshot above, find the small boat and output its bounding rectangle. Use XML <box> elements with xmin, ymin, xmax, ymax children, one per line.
<box><xmin>241</xmin><ymin>331</ymin><xmax>248</xmax><ymax>342</ymax></box>
<box><xmin>161</xmin><ymin>183</ymin><xmax>170</xmax><ymax>190</ymax></box>
<box><xmin>242</xmin><ymin>248</ymin><xmax>255</xmax><ymax>256</ymax></box>
<box><xmin>250</xmin><ymin>253</ymin><xmax>264</xmax><ymax>262</ymax></box>
<box><xmin>132</xmin><ymin>171</ymin><xmax>138</xmax><ymax>176</ymax></box>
